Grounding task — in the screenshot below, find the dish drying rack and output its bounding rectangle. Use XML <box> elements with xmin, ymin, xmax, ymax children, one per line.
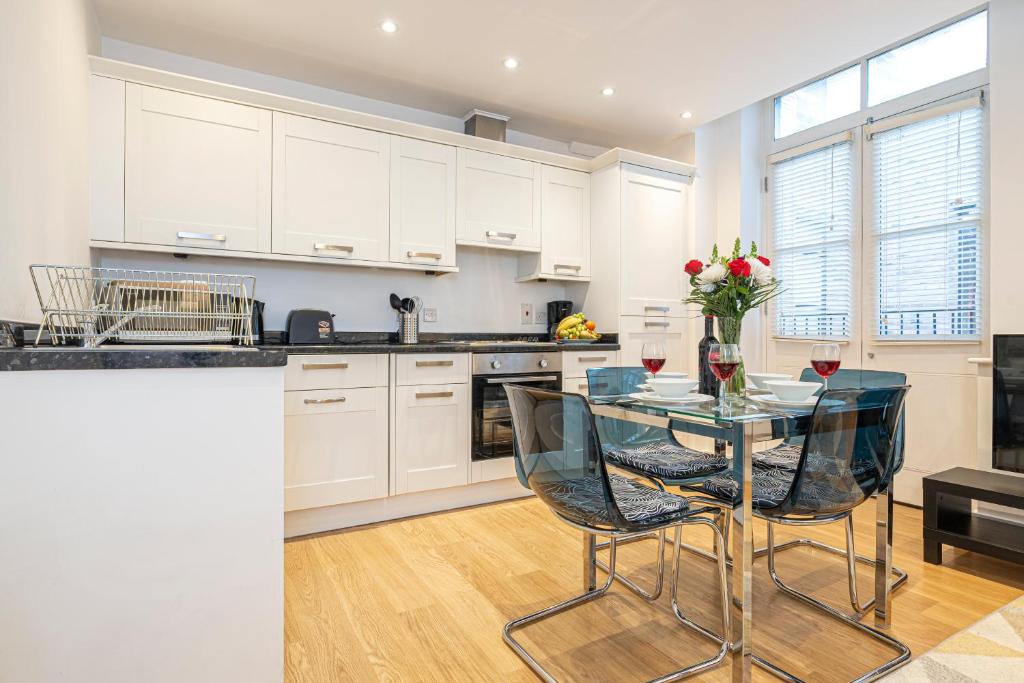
<box><xmin>30</xmin><ymin>265</ymin><xmax>257</xmax><ymax>347</ymax></box>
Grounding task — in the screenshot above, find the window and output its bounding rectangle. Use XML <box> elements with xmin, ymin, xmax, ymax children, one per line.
<box><xmin>770</xmin><ymin>138</ymin><xmax>855</xmax><ymax>338</ymax></box>
<box><xmin>868</xmin><ymin>11</ymin><xmax>987</xmax><ymax>106</ymax></box>
<box><xmin>774</xmin><ymin>66</ymin><xmax>859</xmax><ymax>139</ymax></box>
<box><xmin>869</xmin><ymin>101</ymin><xmax>984</xmax><ymax>338</ymax></box>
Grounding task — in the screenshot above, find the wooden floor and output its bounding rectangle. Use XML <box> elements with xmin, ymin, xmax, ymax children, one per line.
<box><xmin>284</xmin><ymin>497</ymin><xmax>1024</xmax><ymax>682</ymax></box>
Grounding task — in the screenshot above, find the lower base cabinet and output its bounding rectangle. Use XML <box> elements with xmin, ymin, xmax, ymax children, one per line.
<box><xmin>393</xmin><ymin>383</ymin><xmax>470</xmax><ymax>494</ymax></box>
<box><xmin>284</xmin><ymin>387</ymin><xmax>389</xmax><ymax>511</ymax></box>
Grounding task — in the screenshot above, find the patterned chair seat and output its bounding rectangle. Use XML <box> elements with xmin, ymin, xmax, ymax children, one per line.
<box><xmin>701</xmin><ymin>466</ymin><xmax>795</xmax><ymax>508</ymax></box>
<box><xmin>606</xmin><ymin>440</ymin><xmax>728</xmax><ymax>480</ymax></box>
<box><xmin>537</xmin><ymin>472</ymin><xmax>697</xmax><ymax>527</ymax></box>
<box><xmin>752</xmin><ymin>444</ymin><xmax>802</xmax><ymax>472</ymax></box>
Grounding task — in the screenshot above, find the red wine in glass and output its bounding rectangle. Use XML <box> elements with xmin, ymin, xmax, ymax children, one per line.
<box><xmin>709</xmin><ymin>361</ymin><xmax>739</xmax><ymax>381</ymax></box>
<box><xmin>810</xmin><ymin>343</ymin><xmax>841</xmax><ymax>390</ymax></box>
<box><xmin>811</xmin><ymin>359</ymin><xmax>841</xmax><ymax>377</ymax></box>
<box><xmin>642</xmin><ymin>357</ymin><xmax>666</xmax><ymax>374</ymax></box>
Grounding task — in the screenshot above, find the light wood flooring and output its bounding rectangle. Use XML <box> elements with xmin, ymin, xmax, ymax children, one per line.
<box><xmin>284</xmin><ymin>497</ymin><xmax>1024</xmax><ymax>682</ymax></box>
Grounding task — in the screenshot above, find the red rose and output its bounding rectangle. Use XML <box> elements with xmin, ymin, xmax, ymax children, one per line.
<box><xmin>728</xmin><ymin>258</ymin><xmax>751</xmax><ymax>278</ymax></box>
<box><xmin>757</xmin><ymin>256</ymin><xmax>771</xmax><ymax>266</ymax></box>
<box><xmin>684</xmin><ymin>259</ymin><xmax>704</xmax><ymax>276</ymax></box>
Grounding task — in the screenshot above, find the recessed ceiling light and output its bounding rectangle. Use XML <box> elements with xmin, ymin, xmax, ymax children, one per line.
<box><xmin>503</xmin><ymin>57</ymin><xmax>520</xmax><ymax>70</ymax></box>
<box><xmin>601</xmin><ymin>87</ymin><xmax>615</xmax><ymax>96</ymax></box>
<box><xmin>380</xmin><ymin>19</ymin><xmax>397</xmax><ymax>33</ymax></box>
<box><xmin>680</xmin><ymin>111</ymin><xmax>693</xmax><ymax>119</ymax></box>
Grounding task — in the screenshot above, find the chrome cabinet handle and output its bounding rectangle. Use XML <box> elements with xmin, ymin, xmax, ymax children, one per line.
<box><xmin>554</xmin><ymin>264</ymin><xmax>582</xmax><ymax>271</ymax></box>
<box><xmin>485</xmin><ymin>375</ymin><xmax>558</xmax><ymax>384</ymax></box>
<box><xmin>644</xmin><ymin>321</ymin><xmax>670</xmax><ymax>328</ymax></box>
<box><xmin>578</xmin><ymin>356</ymin><xmax>607</xmax><ymax>362</ymax></box>
<box><xmin>314</xmin><ymin>243</ymin><xmax>354</xmax><ymax>253</ymax></box>
<box><xmin>304</xmin><ymin>397</ymin><xmax>346</xmax><ymax>405</ymax></box>
<box><xmin>177</xmin><ymin>231</ymin><xmax>226</xmax><ymax>242</ymax></box>
<box><xmin>407</xmin><ymin>251</ymin><xmax>443</xmax><ymax>259</ymax></box>
<box><xmin>416</xmin><ymin>360</ymin><xmax>454</xmax><ymax>367</ymax></box>
<box><xmin>578</xmin><ymin>382</ymin><xmax>588</xmax><ymax>390</ymax></box>
<box><xmin>416</xmin><ymin>391</ymin><xmax>454</xmax><ymax>399</ymax></box>
<box><xmin>302</xmin><ymin>362</ymin><xmax>348</xmax><ymax>370</ymax></box>
<box><xmin>485</xmin><ymin>230</ymin><xmax>517</xmax><ymax>240</ymax></box>
<box><xmin>644</xmin><ymin>305</ymin><xmax>670</xmax><ymax>313</ymax></box>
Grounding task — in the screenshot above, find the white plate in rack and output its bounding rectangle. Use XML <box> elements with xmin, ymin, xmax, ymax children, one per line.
<box><xmin>751</xmin><ymin>394</ymin><xmax>819</xmax><ymax>409</ymax></box>
<box><xmin>628</xmin><ymin>392</ymin><xmax>715</xmax><ymax>406</ymax></box>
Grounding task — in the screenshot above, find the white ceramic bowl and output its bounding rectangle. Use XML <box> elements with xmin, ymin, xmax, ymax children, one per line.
<box><xmin>645</xmin><ymin>371</ymin><xmax>688</xmax><ymax>380</ymax></box>
<box><xmin>747</xmin><ymin>372</ymin><xmax>792</xmax><ymax>390</ymax></box>
<box><xmin>764</xmin><ymin>380</ymin><xmax>821</xmax><ymax>402</ymax></box>
<box><xmin>647</xmin><ymin>377</ymin><xmax>699</xmax><ymax>398</ymax></box>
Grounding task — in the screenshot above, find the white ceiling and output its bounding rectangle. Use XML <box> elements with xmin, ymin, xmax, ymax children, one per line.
<box><xmin>92</xmin><ymin>0</ymin><xmax>981</xmax><ymax>153</ymax></box>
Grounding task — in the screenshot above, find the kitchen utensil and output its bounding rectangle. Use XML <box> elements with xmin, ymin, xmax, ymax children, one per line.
<box><xmin>390</xmin><ymin>293</ymin><xmax>402</xmax><ymax>311</ymax></box>
<box><xmin>398</xmin><ymin>311</ymin><xmax>418</xmax><ymax>344</ymax></box>
<box><xmin>401</xmin><ymin>298</ymin><xmax>414</xmax><ymax>313</ymax></box>
<box><xmin>411</xmin><ymin>296</ymin><xmax>422</xmax><ymax>314</ymax></box>
<box><xmin>286</xmin><ymin>309</ymin><xmax>335</xmax><ymax>345</ymax></box>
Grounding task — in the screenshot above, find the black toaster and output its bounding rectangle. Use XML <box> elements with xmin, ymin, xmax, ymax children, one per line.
<box><xmin>286</xmin><ymin>309</ymin><xmax>335</xmax><ymax>344</ymax></box>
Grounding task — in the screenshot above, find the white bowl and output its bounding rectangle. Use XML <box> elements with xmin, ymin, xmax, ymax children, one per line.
<box><xmin>647</xmin><ymin>377</ymin><xmax>699</xmax><ymax>398</ymax></box>
<box><xmin>764</xmin><ymin>380</ymin><xmax>821</xmax><ymax>402</ymax></box>
<box><xmin>645</xmin><ymin>371</ymin><xmax>688</xmax><ymax>380</ymax></box>
<box><xmin>747</xmin><ymin>372</ymin><xmax>792</xmax><ymax>390</ymax></box>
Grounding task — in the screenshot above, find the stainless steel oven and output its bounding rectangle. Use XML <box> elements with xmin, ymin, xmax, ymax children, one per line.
<box><xmin>472</xmin><ymin>351</ymin><xmax>562</xmax><ymax>461</ymax></box>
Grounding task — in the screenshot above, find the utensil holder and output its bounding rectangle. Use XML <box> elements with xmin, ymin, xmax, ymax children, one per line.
<box><xmin>398</xmin><ymin>312</ymin><xmax>419</xmax><ymax>344</ymax></box>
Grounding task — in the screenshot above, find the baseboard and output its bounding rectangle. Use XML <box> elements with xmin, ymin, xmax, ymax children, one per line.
<box><xmin>284</xmin><ymin>478</ymin><xmax>532</xmax><ymax>538</ymax></box>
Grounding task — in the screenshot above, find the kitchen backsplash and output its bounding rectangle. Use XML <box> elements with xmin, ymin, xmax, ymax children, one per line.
<box><xmin>96</xmin><ymin>248</ymin><xmax>573</xmax><ymax>333</ymax></box>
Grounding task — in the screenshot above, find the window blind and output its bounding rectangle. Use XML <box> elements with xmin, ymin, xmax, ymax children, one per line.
<box><xmin>770</xmin><ymin>139</ymin><xmax>854</xmax><ymax>338</ymax></box>
<box><xmin>869</xmin><ymin>104</ymin><xmax>983</xmax><ymax>339</ymax></box>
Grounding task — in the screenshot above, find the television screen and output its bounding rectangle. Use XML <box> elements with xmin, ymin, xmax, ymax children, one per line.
<box><xmin>993</xmin><ymin>335</ymin><xmax>1024</xmax><ymax>473</ymax></box>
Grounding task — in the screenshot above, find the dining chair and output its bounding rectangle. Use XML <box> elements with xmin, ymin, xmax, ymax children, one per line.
<box><xmin>695</xmin><ymin>386</ymin><xmax>912</xmax><ymax>681</ymax></box>
<box><xmin>585</xmin><ymin>366</ymin><xmax>729</xmax><ymax>592</ymax></box>
<box><xmin>750</xmin><ymin>368</ymin><xmax>909</xmax><ymax>618</ymax></box>
<box><xmin>502</xmin><ymin>383</ymin><xmax>731</xmax><ymax>682</ymax></box>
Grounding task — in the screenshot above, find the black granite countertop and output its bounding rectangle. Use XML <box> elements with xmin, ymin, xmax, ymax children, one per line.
<box><xmin>0</xmin><ymin>346</ymin><xmax>288</xmax><ymax>372</ymax></box>
<box><xmin>260</xmin><ymin>331</ymin><xmax>620</xmax><ymax>355</ymax></box>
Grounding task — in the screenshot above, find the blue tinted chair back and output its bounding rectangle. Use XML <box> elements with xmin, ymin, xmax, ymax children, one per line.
<box><xmin>586</xmin><ymin>366</ymin><xmax>667</xmax><ymax>451</ymax></box>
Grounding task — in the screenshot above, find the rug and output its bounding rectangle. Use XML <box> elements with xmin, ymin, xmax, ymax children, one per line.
<box><xmin>883</xmin><ymin>595</ymin><xmax>1024</xmax><ymax>681</ymax></box>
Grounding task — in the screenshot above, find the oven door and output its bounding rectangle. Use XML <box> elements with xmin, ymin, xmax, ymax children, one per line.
<box><xmin>472</xmin><ymin>373</ymin><xmax>561</xmax><ymax>461</ymax></box>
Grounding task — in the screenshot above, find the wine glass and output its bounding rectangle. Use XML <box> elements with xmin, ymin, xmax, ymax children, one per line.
<box><xmin>641</xmin><ymin>342</ymin><xmax>667</xmax><ymax>378</ymax></box>
<box><xmin>709</xmin><ymin>343</ymin><xmax>741</xmax><ymax>404</ymax></box>
<box><xmin>810</xmin><ymin>343</ymin><xmax>841</xmax><ymax>390</ymax></box>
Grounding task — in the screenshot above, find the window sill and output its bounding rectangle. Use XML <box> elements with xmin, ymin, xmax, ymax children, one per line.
<box><xmin>868</xmin><ymin>340</ymin><xmax>982</xmax><ymax>346</ymax></box>
<box><xmin>771</xmin><ymin>337</ymin><xmax>851</xmax><ymax>345</ymax></box>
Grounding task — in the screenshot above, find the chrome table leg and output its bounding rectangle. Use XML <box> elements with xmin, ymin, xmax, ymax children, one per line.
<box><xmin>583</xmin><ymin>531</ymin><xmax>597</xmax><ymax>592</ymax></box>
<box><xmin>874</xmin><ymin>484</ymin><xmax>894</xmax><ymax>629</ymax></box>
<box><xmin>729</xmin><ymin>422</ymin><xmax>755</xmax><ymax>683</ymax></box>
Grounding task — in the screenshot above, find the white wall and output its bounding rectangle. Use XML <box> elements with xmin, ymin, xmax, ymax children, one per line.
<box><xmin>97</xmin><ymin>248</ymin><xmax>568</xmax><ymax>333</ymax></box>
<box><xmin>0</xmin><ymin>1</ymin><xmax>99</xmax><ymax>322</ymax></box>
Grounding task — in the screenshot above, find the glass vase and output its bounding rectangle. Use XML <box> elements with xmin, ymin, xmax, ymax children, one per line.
<box><xmin>716</xmin><ymin>316</ymin><xmax>746</xmax><ymax>397</ymax></box>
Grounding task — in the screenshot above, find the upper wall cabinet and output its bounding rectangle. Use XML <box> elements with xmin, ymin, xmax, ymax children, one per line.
<box><xmin>456</xmin><ymin>149</ymin><xmax>541</xmax><ymax>252</ymax></box>
<box><xmin>272</xmin><ymin>113</ymin><xmax>390</xmax><ymax>262</ymax></box>
<box><xmin>619</xmin><ymin>166</ymin><xmax>687</xmax><ymax>317</ymax></box>
<box><xmin>124</xmin><ymin>84</ymin><xmax>272</xmax><ymax>252</ymax></box>
<box><xmin>518</xmin><ymin>166</ymin><xmax>590</xmax><ymax>281</ymax></box>
<box><xmin>389</xmin><ymin>137</ymin><xmax>457</xmax><ymax>268</ymax></box>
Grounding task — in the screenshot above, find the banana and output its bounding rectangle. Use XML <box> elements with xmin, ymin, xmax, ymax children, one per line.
<box><xmin>556</xmin><ymin>313</ymin><xmax>584</xmax><ymax>335</ymax></box>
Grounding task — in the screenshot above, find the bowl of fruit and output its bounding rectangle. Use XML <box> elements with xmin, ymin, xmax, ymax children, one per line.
<box><xmin>555</xmin><ymin>313</ymin><xmax>601</xmax><ymax>343</ymax></box>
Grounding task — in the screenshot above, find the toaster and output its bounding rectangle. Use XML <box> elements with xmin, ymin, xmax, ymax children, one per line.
<box><xmin>286</xmin><ymin>309</ymin><xmax>335</xmax><ymax>344</ymax></box>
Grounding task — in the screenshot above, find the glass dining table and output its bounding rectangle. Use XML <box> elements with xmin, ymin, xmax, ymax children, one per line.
<box><xmin>586</xmin><ymin>393</ymin><xmax>898</xmax><ymax>683</ymax></box>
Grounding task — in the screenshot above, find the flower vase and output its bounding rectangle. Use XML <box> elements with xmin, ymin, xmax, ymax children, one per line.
<box><xmin>717</xmin><ymin>316</ymin><xmax>746</xmax><ymax>397</ymax></box>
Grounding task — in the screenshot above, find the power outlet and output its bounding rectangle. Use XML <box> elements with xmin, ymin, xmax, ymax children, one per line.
<box><xmin>520</xmin><ymin>303</ymin><xmax>534</xmax><ymax>325</ymax></box>
<box><xmin>535</xmin><ymin>309</ymin><xmax>548</xmax><ymax>326</ymax></box>
<box><xmin>422</xmin><ymin>307</ymin><xmax>438</xmax><ymax>323</ymax></box>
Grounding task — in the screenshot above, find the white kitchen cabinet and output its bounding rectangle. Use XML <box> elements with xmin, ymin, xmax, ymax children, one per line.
<box><xmin>124</xmin><ymin>84</ymin><xmax>272</xmax><ymax>252</ymax></box>
<box><xmin>392</xmin><ymin>383</ymin><xmax>470</xmax><ymax>494</ymax></box>
<box><xmin>89</xmin><ymin>75</ymin><xmax>125</xmax><ymax>243</ymax></box>
<box><xmin>618</xmin><ymin>316</ymin><xmax>688</xmax><ymax>373</ymax></box>
<box><xmin>563</xmin><ymin>377</ymin><xmax>591</xmax><ymax>396</ymax></box>
<box><xmin>284</xmin><ymin>387</ymin><xmax>389</xmax><ymax>511</ymax></box>
<box><xmin>456</xmin><ymin>148</ymin><xmax>541</xmax><ymax>251</ymax></box>
<box><xmin>518</xmin><ymin>165</ymin><xmax>590</xmax><ymax>281</ymax></box>
<box><xmin>389</xmin><ymin>137</ymin><xmax>456</xmax><ymax>267</ymax></box>
<box><xmin>272</xmin><ymin>112</ymin><xmax>390</xmax><ymax>261</ymax></box>
<box><xmin>562</xmin><ymin>349</ymin><xmax>620</xmax><ymax>378</ymax></box>
<box><xmin>284</xmin><ymin>353</ymin><xmax>389</xmax><ymax>392</ymax></box>
<box><xmin>620</xmin><ymin>166</ymin><xmax>687</xmax><ymax>317</ymax></box>
<box><xmin>394</xmin><ymin>353</ymin><xmax>469</xmax><ymax>386</ymax></box>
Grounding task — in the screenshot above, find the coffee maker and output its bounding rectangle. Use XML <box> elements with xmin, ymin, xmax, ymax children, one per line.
<box><xmin>546</xmin><ymin>300</ymin><xmax>574</xmax><ymax>340</ymax></box>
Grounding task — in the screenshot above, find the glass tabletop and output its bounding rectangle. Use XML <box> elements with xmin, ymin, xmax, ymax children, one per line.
<box><xmin>588</xmin><ymin>394</ymin><xmax>816</xmax><ymax>425</ymax></box>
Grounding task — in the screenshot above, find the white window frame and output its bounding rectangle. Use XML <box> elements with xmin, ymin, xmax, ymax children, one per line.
<box><xmin>762</xmin><ymin>7</ymin><xmax>990</xmax><ymax>344</ymax></box>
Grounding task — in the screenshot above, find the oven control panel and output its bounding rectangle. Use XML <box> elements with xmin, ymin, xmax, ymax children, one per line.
<box><xmin>472</xmin><ymin>352</ymin><xmax>562</xmax><ymax>376</ymax></box>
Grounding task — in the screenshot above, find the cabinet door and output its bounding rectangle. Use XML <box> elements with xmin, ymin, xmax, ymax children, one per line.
<box><xmin>456</xmin><ymin>148</ymin><xmax>541</xmax><ymax>251</ymax></box>
<box><xmin>284</xmin><ymin>388</ymin><xmax>389</xmax><ymax>511</ymax></box>
<box><xmin>563</xmin><ymin>377</ymin><xmax>591</xmax><ymax>396</ymax></box>
<box><xmin>124</xmin><ymin>84</ymin><xmax>271</xmax><ymax>252</ymax></box>
<box><xmin>540</xmin><ymin>166</ymin><xmax>590</xmax><ymax>278</ymax></box>
<box><xmin>619</xmin><ymin>316</ymin><xmax>688</xmax><ymax>373</ymax></box>
<box><xmin>393</xmin><ymin>384</ymin><xmax>469</xmax><ymax>494</ymax></box>
<box><xmin>272</xmin><ymin>112</ymin><xmax>389</xmax><ymax>261</ymax></box>
<box><xmin>389</xmin><ymin>137</ymin><xmax>456</xmax><ymax>267</ymax></box>
<box><xmin>620</xmin><ymin>165</ymin><xmax>687</xmax><ymax>317</ymax></box>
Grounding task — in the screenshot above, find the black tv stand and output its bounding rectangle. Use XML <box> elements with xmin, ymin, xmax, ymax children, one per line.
<box><xmin>923</xmin><ymin>467</ymin><xmax>1024</xmax><ymax>565</ymax></box>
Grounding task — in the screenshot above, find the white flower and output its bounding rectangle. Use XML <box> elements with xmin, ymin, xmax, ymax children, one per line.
<box><xmin>696</xmin><ymin>262</ymin><xmax>727</xmax><ymax>290</ymax></box>
<box><xmin>748</xmin><ymin>257</ymin><xmax>774</xmax><ymax>286</ymax></box>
